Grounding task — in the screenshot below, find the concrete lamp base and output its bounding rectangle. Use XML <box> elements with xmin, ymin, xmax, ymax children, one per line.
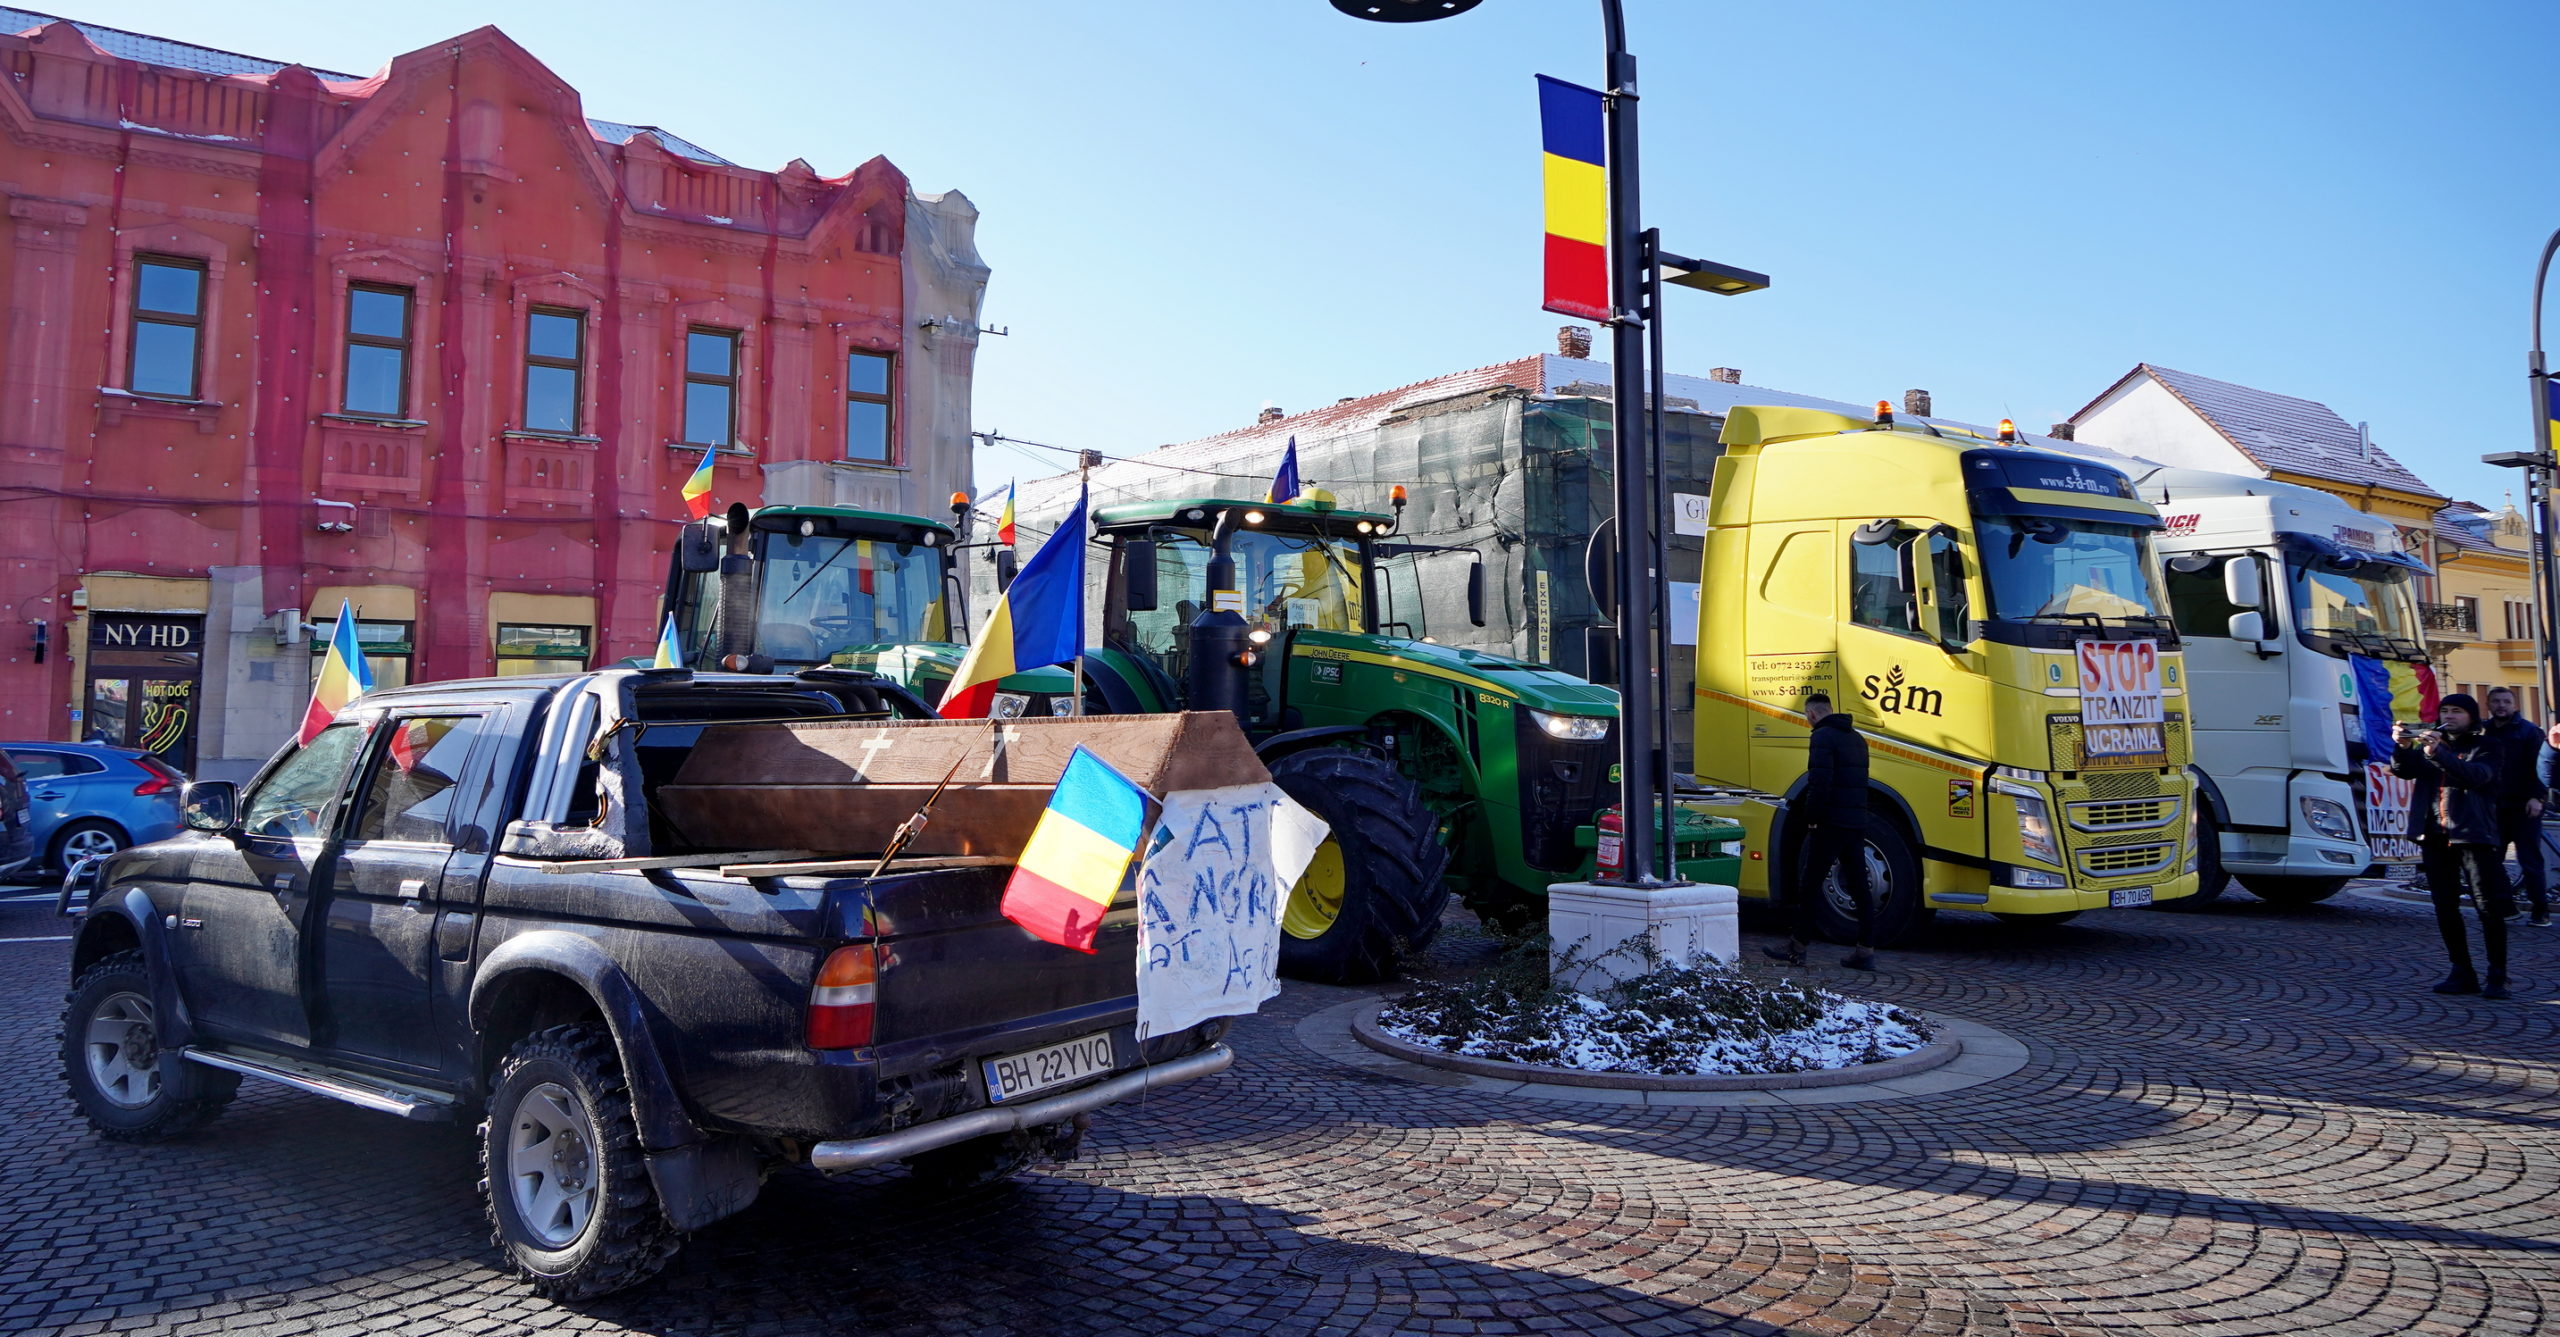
<box><xmin>1547</xmin><ymin>880</ymin><xmax>1741</xmax><ymax>993</ymax></box>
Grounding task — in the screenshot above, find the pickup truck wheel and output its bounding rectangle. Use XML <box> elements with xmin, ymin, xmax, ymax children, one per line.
<box><xmin>480</xmin><ymin>1024</ymin><xmax>681</xmax><ymax>1300</ymax></box>
<box><xmin>58</xmin><ymin>950</ymin><xmax>235</xmax><ymax>1141</ymax></box>
<box><xmin>1268</xmin><ymin>748</ymin><xmax>1452</xmax><ymax>985</ymax></box>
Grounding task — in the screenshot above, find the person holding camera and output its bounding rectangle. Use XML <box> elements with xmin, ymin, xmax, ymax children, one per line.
<box><xmin>2392</xmin><ymin>693</ymin><xmax>2513</xmax><ymax>999</ymax></box>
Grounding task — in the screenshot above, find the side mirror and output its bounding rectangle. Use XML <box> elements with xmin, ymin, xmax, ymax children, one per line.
<box><xmin>180</xmin><ymin>781</ymin><xmax>236</xmax><ymax>833</ymax></box>
<box><xmin>2222</xmin><ymin>554</ymin><xmax>2263</xmax><ymax>610</ymax></box>
<box><xmin>1466</xmin><ymin>562</ymin><xmax>1486</xmax><ymax>628</ymax></box>
<box><xmin>2226</xmin><ymin>610</ymin><xmax>2266</xmax><ymax>642</ymax></box>
<box><xmin>677</xmin><ymin>521</ymin><xmax>721</xmax><ymax>573</ymax></box>
<box><xmin>995</xmin><ymin>548</ymin><xmax>1019</xmax><ymax>593</ymax></box>
<box><xmin>1122</xmin><ymin>540</ymin><xmax>1158</xmax><ymax>612</ymax></box>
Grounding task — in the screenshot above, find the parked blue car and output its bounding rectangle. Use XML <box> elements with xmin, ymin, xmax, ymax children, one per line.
<box><xmin>0</xmin><ymin>751</ymin><xmax>34</xmax><ymax>878</ymax></box>
<box><xmin>0</xmin><ymin>742</ymin><xmax>185</xmax><ymax>873</ymax></box>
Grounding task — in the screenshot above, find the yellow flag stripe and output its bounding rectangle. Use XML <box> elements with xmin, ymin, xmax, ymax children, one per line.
<box><xmin>942</xmin><ymin>605</ymin><xmax>1018</xmax><ymax>699</ymax></box>
<box><xmin>1542</xmin><ymin>154</ymin><xmax>1606</xmax><ymax>247</ymax></box>
<box><xmin>1017</xmin><ymin>809</ymin><xmax>1137</xmax><ymax>904</ymax></box>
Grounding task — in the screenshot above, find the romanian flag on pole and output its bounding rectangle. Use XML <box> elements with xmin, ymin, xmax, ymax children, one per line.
<box><xmin>996</xmin><ymin>482</ymin><xmax>1017</xmax><ymax>547</ymax></box>
<box><xmin>297</xmin><ymin>601</ymin><xmax>375</xmax><ymax>744</ymax></box>
<box><xmin>681</xmin><ymin>443</ymin><xmax>718</xmax><ymax>519</ymax></box>
<box><xmin>2348</xmin><ymin>653</ymin><xmax>2441</xmax><ymax>756</ymax></box>
<box><xmin>2545</xmin><ymin>379</ymin><xmax>2560</xmax><ymax>455</ymax></box>
<box><xmin>1001</xmin><ymin>745</ymin><xmax>1151</xmax><ymax>952</ymax></box>
<box><xmin>938</xmin><ymin>488</ymin><xmax>1088</xmax><ymax>718</ymax></box>
<box><xmin>1267</xmin><ymin>436</ymin><xmax>1302</xmax><ymax>504</ymax></box>
<box><xmin>1537</xmin><ymin>74</ymin><xmax>1609</xmax><ymax>323</ymax></box>
<box><xmin>652</xmin><ymin>613</ymin><xmax>684</xmax><ymax>669</ymax></box>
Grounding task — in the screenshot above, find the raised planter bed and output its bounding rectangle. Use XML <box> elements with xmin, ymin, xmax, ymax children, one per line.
<box><xmin>1352</xmin><ymin>1000</ymin><xmax>1962</xmax><ymax>1091</ymax></box>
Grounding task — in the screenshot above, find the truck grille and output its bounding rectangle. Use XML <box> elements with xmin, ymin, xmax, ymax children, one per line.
<box><xmin>1514</xmin><ymin>711</ymin><xmax>1615</xmax><ymax>872</ymax></box>
<box><xmin>2066</xmin><ymin>796</ymin><xmax>2180</xmax><ymax>832</ymax></box>
<box><xmin>2047</xmin><ymin>713</ymin><xmax>2186</xmax><ymax>771</ymax></box>
<box><xmin>2081</xmin><ymin>770</ymin><xmax>2164</xmax><ymax>800</ymax></box>
<box><xmin>2077</xmin><ymin>841</ymin><xmax>2176</xmax><ymax>877</ymax></box>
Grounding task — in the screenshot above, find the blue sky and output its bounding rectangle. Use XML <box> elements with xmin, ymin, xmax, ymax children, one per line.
<box><xmin>66</xmin><ymin>0</ymin><xmax>2560</xmax><ymax>508</ymax></box>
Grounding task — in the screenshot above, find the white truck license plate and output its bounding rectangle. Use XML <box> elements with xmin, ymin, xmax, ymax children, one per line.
<box><xmin>983</xmin><ymin>1032</ymin><xmax>1114</xmax><ymax>1103</ymax></box>
<box><xmin>2109</xmin><ymin>885</ymin><xmax>2154</xmax><ymax>908</ymax></box>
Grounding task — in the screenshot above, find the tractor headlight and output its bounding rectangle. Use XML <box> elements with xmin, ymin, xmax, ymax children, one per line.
<box><xmin>1530</xmin><ymin>710</ymin><xmax>1610</xmax><ymax>741</ymax></box>
<box><xmin>1991</xmin><ymin>778</ymin><xmax>2060</xmax><ymax>865</ymax></box>
<box><xmin>989</xmin><ymin>692</ymin><xmax>1032</xmax><ymax>719</ymax></box>
<box><xmin>2298</xmin><ymin>796</ymin><xmax>2356</xmax><ymax>842</ymax></box>
<box><xmin>1048</xmin><ymin>696</ymin><xmax>1077</xmax><ymax>716</ymax></box>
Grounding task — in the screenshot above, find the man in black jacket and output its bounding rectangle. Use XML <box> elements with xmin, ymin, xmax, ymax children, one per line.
<box><xmin>2482</xmin><ymin>686</ymin><xmax>2552</xmax><ymax>927</ymax></box>
<box><xmin>1764</xmin><ymin>693</ymin><xmax>1877</xmax><ymax>971</ymax></box>
<box><xmin>2391</xmin><ymin>693</ymin><xmax>2512</xmax><ymax>999</ymax></box>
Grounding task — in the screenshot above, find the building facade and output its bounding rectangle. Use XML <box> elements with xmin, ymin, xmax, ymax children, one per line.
<box><xmin>0</xmin><ymin>14</ymin><xmax>986</xmax><ymax>776</ymax></box>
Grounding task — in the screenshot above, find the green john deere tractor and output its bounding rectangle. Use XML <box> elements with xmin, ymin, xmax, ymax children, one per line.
<box><xmin>1068</xmin><ymin>493</ymin><xmax>1683</xmax><ymax>982</ymax></box>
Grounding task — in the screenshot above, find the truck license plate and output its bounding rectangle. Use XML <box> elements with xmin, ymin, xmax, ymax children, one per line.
<box><xmin>983</xmin><ymin>1032</ymin><xmax>1114</xmax><ymax>1103</ymax></box>
<box><xmin>2109</xmin><ymin>885</ymin><xmax>2154</xmax><ymax>908</ymax></box>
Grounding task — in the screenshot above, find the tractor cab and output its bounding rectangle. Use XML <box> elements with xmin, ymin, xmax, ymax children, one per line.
<box><xmin>665</xmin><ymin>504</ymin><xmax>968</xmax><ymax>702</ymax></box>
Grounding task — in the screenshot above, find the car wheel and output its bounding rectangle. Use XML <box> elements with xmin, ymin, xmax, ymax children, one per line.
<box><xmin>59</xmin><ymin>950</ymin><xmax>235</xmax><ymax>1141</ymax></box>
<box><xmin>480</xmin><ymin>1023</ymin><xmax>682</xmax><ymax>1300</ymax></box>
<box><xmin>50</xmin><ymin>820</ymin><xmax>125</xmax><ymax>874</ymax></box>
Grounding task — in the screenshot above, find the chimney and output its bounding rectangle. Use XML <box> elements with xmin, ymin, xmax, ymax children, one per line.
<box><xmin>1257</xmin><ymin>406</ymin><xmax>1284</xmax><ymax>425</ymax></box>
<box><xmin>1903</xmin><ymin>389</ymin><xmax>1932</xmax><ymax>417</ymax></box>
<box><xmin>2047</xmin><ymin>421</ymin><xmax>2075</xmax><ymax>441</ymax></box>
<box><xmin>1708</xmin><ymin>367</ymin><xmax>1741</xmax><ymax>384</ymax></box>
<box><xmin>1557</xmin><ymin>325</ymin><xmax>1594</xmax><ymax>359</ymax></box>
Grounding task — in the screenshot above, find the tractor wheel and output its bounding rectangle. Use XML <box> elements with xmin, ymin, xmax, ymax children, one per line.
<box><xmin>1268</xmin><ymin>748</ymin><xmax>1451</xmax><ymax>985</ymax></box>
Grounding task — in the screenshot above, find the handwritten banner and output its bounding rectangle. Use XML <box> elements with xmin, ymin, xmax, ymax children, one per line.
<box><xmin>1135</xmin><ymin>783</ymin><xmax>1327</xmax><ymax>1039</ymax></box>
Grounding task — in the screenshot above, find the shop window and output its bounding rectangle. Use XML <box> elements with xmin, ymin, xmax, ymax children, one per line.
<box><xmin>684</xmin><ymin>328</ymin><xmax>740</xmax><ymax>446</ymax></box>
<box><xmin>846</xmin><ymin>349</ymin><xmax>893</xmax><ymax>463</ymax></box>
<box><xmin>129</xmin><ymin>256</ymin><xmax>205</xmax><ymax>399</ymax></box>
<box><xmin>495</xmin><ymin>623</ymin><xmax>590</xmax><ymax>676</ymax></box>
<box><xmin>343</xmin><ymin>283</ymin><xmax>414</xmax><ymax>417</ymax></box>
<box><xmin>312</xmin><ymin>619</ymin><xmax>413</xmax><ymax>689</ymax></box>
<box><xmin>523</xmin><ymin>308</ymin><xmax>585</xmax><ymax>434</ymax></box>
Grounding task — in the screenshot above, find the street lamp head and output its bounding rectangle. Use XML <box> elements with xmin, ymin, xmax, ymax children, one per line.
<box><xmin>1656</xmin><ymin>250</ymin><xmax>1773</xmax><ymax>296</ymax></box>
<box><xmin>1329</xmin><ymin>0</ymin><xmax>1482</xmax><ymax>20</ymax></box>
<box><xmin>2483</xmin><ymin>450</ymin><xmax>2550</xmax><ymax>470</ymax></box>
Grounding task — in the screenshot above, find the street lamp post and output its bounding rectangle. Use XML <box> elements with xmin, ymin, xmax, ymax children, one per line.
<box><xmin>2526</xmin><ymin>230</ymin><xmax>2560</xmax><ymax>713</ymax></box>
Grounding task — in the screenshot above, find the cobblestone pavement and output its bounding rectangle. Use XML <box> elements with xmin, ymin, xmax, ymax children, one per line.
<box><xmin>3</xmin><ymin>883</ymin><xmax>2555</xmax><ymax>1336</ymax></box>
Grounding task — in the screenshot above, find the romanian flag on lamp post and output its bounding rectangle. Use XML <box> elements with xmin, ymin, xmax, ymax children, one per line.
<box><xmin>297</xmin><ymin>601</ymin><xmax>375</xmax><ymax>745</ymax></box>
<box><xmin>1000</xmin><ymin>744</ymin><xmax>1151</xmax><ymax>952</ymax></box>
<box><xmin>938</xmin><ymin>488</ymin><xmax>1089</xmax><ymax>718</ymax></box>
<box><xmin>680</xmin><ymin>443</ymin><xmax>718</xmax><ymax>520</ymax></box>
<box><xmin>1537</xmin><ymin>73</ymin><xmax>1609</xmax><ymax>323</ymax></box>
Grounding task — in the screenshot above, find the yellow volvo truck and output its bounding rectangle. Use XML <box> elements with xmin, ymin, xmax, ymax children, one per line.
<box><xmin>1690</xmin><ymin>405</ymin><xmax>2200</xmax><ymax>942</ymax></box>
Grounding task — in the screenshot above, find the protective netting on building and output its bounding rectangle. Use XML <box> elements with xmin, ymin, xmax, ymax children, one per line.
<box><xmin>993</xmin><ymin>384</ymin><xmax>1725</xmax><ymax>768</ymax></box>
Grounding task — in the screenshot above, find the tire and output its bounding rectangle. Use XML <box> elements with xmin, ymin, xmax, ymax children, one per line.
<box><xmin>1805</xmin><ymin>821</ymin><xmax>1925</xmax><ymax>947</ymax></box>
<box><xmin>479</xmin><ymin>1024</ymin><xmax>681</xmax><ymax>1300</ymax></box>
<box><xmin>59</xmin><ymin>950</ymin><xmax>235</xmax><ymax>1141</ymax></box>
<box><xmin>2166</xmin><ymin>804</ymin><xmax>2230</xmax><ymax>908</ymax></box>
<box><xmin>49</xmin><ymin>819</ymin><xmax>126</xmax><ymax>875</ymax></box>
<box><xmin>1268</xmin><ymin>747</ymin><xmax>1452</xmax><ymax>985</ymax></box>
<box><xmin>2238</xmin><ymin>874</ymin><xmax>2348</xmax><ymax>905</ymax></box>
<box><xmin>1994</xmin><ymin>910</ymin><xmax>2082</xmax><ymax>929</ymax></box>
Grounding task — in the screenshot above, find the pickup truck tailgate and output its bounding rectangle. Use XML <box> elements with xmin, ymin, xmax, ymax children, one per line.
<box><xmin>830</xmin><ymin>864</ymin><xmax>1136</xmax><ymax>1045</ymax></box>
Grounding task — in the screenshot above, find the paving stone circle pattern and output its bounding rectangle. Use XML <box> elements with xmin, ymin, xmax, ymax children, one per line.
<box><xmin>1</xmin><ymin>883</ymin><xmax>2554</xmax><ymax>1335</ymax></box>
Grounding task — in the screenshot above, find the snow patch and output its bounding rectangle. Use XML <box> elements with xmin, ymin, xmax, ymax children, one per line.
<box><xmin>118</xmin><ymin>119</ymin><xmax>244</xmax><ymax>143</ymax></box>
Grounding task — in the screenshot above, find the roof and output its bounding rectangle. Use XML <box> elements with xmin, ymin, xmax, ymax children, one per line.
<box><xmin>0</xmin><ymin>6</ymin><xmax>734</xmax><ymax>164</ymax></box>
<box><xmin>2069</xmin><ymin>363</ymin><xmax>2442</xmax><ymax>501</ymax></box>
<box><xmin>2431</xmin><ymin>501</ymin><xmax>2520</xmax><ymax>555</ymax></box>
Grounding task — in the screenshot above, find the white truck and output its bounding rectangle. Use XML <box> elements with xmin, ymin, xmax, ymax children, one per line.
<box><xmin>2127</xmin><ymin>468</ymin><xmax>2428</xmax><ymax>903</ymax></box>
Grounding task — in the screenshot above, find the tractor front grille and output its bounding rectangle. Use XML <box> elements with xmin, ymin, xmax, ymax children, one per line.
<box><xmin>1514</xmin><ymin>711</ymin><xmax>1616</xmax><ymax>872</ymax></box>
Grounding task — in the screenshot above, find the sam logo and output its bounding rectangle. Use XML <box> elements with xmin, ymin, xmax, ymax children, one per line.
<box><xmin>1862</xmin><ymin>664</ymin><xmax>1943</xmax><ymax>717</ymax></box>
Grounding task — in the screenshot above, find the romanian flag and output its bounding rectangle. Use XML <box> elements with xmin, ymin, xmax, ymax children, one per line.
<box><xmin>1537</xmin><ymin>74</ymin><xmax>1608</xmax><ymax>323</ymax></box>
<box><xmin>653</xmin><ymin>613</ymin><xmax>683</xmax><ymax>669</ymax></box>
<box><xmin>996</xmin><ymin>483</ymin><xmax>1017</xmax><ymax>547</ymax></box>
<box><xmin>1267</xmin><ymin>437</ymin><xmax>1302</xmax><ymax>505</ymax></box>
<box><xmin>2349</xmin><ymin>653</ymin><xmax>2441</xmax><ymax>756</ymax></box>
<box><xmin>938</xmin><ymin>487</ymin><xmax>1088</xmax><ymax>718</ymax></box>
<box><xmin>2546</xmin><ymin>379</ymin><xmax>2560</xmax><ymax>455</ymax></box>
<box><xmin>297</xmin><ymin>601</ymin><xmax>375</xmax><ymax>745</ymax></box>
<box><xmin>681</xmin><ymin>443</ymin><xmax>717</xmax><ymax>519</ymax></box>
<box><xmin>1001</xmin><ymin>745</ymin><xmax>1150</xmax><ymax>952</ymax></box>
<box><xmin>855</xmin><ymin>539</ymin><xmax>876</xmax><ymax>597</ymax></box>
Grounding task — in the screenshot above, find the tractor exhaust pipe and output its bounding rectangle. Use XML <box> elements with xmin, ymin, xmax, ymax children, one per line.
<box><xmin>1185</xmin><ymin>508</ymin><xmax>1255</xmax><ymax>721</ymax></box>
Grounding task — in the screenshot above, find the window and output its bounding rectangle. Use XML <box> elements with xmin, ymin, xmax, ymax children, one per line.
<box><xmin>2505</xmin><ymin>599</ymin><xmax>2537</xmax><ymax>642</ymax></box>
<box><xmin>683</xmin><ymin>328</ymin><xmax>740</xmax><ymax>446</ymax></box>
<box><xmin>241</xmin><ymin>721</ymin><xmax>371</xmax><ymax>839</ymax></box>
<box><xmin>129</xmin><ymin>256</ymin><xmax>205</xmax><ymax>399</ymax></box>
<box><xmin>845</xmin><ymin>349</ymin><xmax>892</xmax><ymax>462</ymax></box>
<box><xmin>349</xmin><ymin>715</ymin><xmax>490</xmax><ymax>843</ymax></box>
<box><xmin>495</xmin><ymin>624</ymin><xmax>591</xmax><ymax>676</ymax></box>
<box><xmin>2164</xmin><ymin>554</ymin><xmax>2249</xmax><ymax>637</ymax></box>
<box><xmin>311</xmin><ymin>619</ymin><xmax>414</xmax><ymax>690</ymax></box>
<box><xmin>1848</xmin><ymin>534</ymin><xmax>1916</xmax><ymax>635</ymax></box>
<box><xmin>4</xmin><ymin>749</ymin><xmax>103</xmax><ymax>780</ymax></box>
<box><xmin>2456</xmin><ymin>595</ymin><xmax>2481</xmax><ymax>635</ymax></box>
<box><xmin>523</xmin><ymin>308</ymin><xmax>584</xmax><ymax>434</ymax></box>
<box><xmin>342</xmin><ymin>283</ymin><xmax>414</xmax><ymax>417</ymax></box>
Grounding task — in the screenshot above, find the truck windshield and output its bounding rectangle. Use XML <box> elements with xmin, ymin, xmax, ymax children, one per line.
<box><xmin>752</xmin><ymin>531</ymin><xmax>949</xmax><ymax>664</ymax></box>
<box><xmin>1105</xmin><ymin>527</ymin><xmax>1365</xmax><ymax>662</ymax></box>
<box><xmin>1975</xmin><ymin>517</ymin><xmax>2169</xmax><ymax>627</ymax></box>
<box><xmin>2286</xmin><ymin>554</ymin><xmax>2422</xmax><ymax>656</ymax></box>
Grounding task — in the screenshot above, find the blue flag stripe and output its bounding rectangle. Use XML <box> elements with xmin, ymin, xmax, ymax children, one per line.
<box><xmin>1536</xmin><ymin>75</ymin><xmax>1606</xmax><ymax>167</ymax></box>
<box><xmin>1051</xmin><ymin>745</ymin><xmax>1147</xmax><ymax>844</ymax></box>
<box><xmin>1004</xmin><ymin>489</ymin><xmax>1087</xmax><ymax>670</ymax></box>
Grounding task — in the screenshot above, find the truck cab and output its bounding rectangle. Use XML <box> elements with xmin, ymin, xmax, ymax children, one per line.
<box><xmin>2140</xmin><ymin>469</ymin><xmax>2429</xmax><ymax>901</ymax></box>
<box><xmin>664</xmin><ymin>504</ymin><xmax>969</xmax><ymax>702</ymax></box>
<box><xmin>1694</xmin><ymin>406</ymin><xmax>2201</xmax><ymax>941</ymax></box>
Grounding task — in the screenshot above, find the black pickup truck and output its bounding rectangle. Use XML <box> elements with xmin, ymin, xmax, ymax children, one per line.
<box><xmin>57</xmin><ymin>668</ymin><xmax>1232</xmax><ymax>1298</ymax></box>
